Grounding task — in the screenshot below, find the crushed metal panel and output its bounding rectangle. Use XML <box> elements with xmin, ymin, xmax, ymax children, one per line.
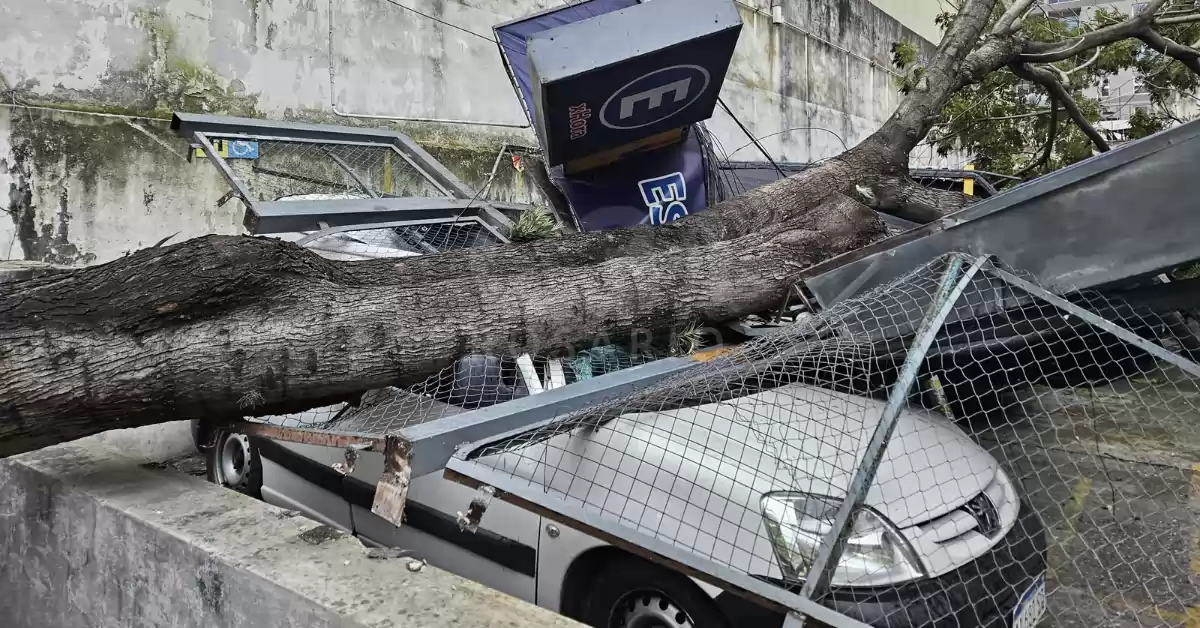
<box><xmin>804</xmin><ymin>118</ymin><xmax>1200</xmax><ymax>308</ymax></box>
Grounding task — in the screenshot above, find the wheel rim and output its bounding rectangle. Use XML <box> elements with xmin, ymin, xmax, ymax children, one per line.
<box><xmin>611</xmin><ymin>590</ymin><xmax>694</xmax><ymax>628</ymax></box>
<box><xmin>217</xmin><ymin>433</ymin><xmax>252</xmax><ymax>490</ymax></box>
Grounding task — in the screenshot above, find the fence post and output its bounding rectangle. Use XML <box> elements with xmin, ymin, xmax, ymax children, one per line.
<box><xmin>796</xmin><ymin>254</ymin><xmax>992</xmax><ymax>613</ymax></box>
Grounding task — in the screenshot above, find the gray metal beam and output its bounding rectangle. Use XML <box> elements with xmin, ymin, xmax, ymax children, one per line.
<box><xmin>247</xmin><ymin>197</ymin><xmax>514</xmax><ymax>233</ymax></box>
<box><xmin>803</xmin><ymin>118</ymin><xmax>1200</xmax><ymax>308</ymax></box>
<box><xmin>193</xmin><ymin>132</ymin><xmax>255</xmax><ymax>209</ymax></box>
<box><xmin>400</xmin><ymin>356</ymin><xmax>700</xmax><ymax>478</ymax></box>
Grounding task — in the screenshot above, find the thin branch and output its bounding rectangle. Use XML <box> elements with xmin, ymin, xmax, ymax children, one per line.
<box><xmin>1155</xmin><ymin>13</ymin><xmax>1200</xmax><ymax>26</ymax></box>
<box><xmin>1015</xmin><ymin>94</ymin><xmax>1060</xmax><ymax>179</ymax></box>
<box><xmin>980</xmin><ymin>107</ymin><xmax>1067</xmax><ymax>121</ymax></box>
<box><xmin>1020</xmin><ymin>0</ymin><xmax>1167</xmax><ymax>63</ymax></box>
<box><xmin>1064</xmin><ymin>47</ymin><xmax>1104</xmax><ymax>75</ymax></box>
<box><xmin>1012</xmin><ymin>62</ymin><xmax>1111</xmax><ymax>152</ymax></box>
<box><xmin>994</xmin><ymin>0</ymin><xmax>1038</xmax><ymax>35</ymax></box>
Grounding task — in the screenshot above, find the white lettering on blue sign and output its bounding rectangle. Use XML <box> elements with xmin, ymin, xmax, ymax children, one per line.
<box><xmin>638</xmin><ymin>172</ymin><xmax>689</xmax><ymax>225</ymax></box>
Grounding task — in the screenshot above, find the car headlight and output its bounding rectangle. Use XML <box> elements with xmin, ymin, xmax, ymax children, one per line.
<box><xmin>760</xmin><ymin>492</ymin><xmax>926</xmax><ymax>587</ymax></box>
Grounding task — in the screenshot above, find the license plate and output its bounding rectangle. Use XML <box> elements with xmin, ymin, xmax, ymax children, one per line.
<box><xmin>1012</xmin><ymin>574</ymin><xmax>1047</xmax><ymax>628</ymax></box>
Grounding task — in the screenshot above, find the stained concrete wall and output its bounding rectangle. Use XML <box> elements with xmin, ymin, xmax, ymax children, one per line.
<box><xmin>1</xmin><ymin>0</ymin><xmax>940</xmax><ymax>266</ymax></box>
<box><xmin>0</xmin><ymin>436</ymin><xmax>581</xmax><ymax>628</ymax></box>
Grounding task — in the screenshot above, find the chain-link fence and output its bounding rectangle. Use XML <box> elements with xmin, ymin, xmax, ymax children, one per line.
<box><xmin>445</xmin><ymin>253</ymin><xmax>1200</xmax><ymax>628</ymax></box>
<box><xmin>211</xmin><ymin>138</ymin><xmax>449</xmax><ymax>202</ymax></box>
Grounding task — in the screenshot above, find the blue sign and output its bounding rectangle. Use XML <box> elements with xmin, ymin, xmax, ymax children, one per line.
<box><xmin>227</xmin><ymin>140</ymin><xmax>259</xmax><ymax>159</ymax></box>
<box><xmin>601</xmin><ymin>65</ymin><xmax>711</xmax><ymax>131</ymax></box>
<box><xmin>551</xmin><ymin>132</ymin><xmax>708</xmax><ymax>232</ymax></box>
<box><xmin>496</xmin><ymin>0</ymin><xmax>715</xmax><ymax>232</ymax></box>
<box><xmin>522</xmin><ymin>0</ymin><xmax>741</xmax><ymax>167</ymax></box>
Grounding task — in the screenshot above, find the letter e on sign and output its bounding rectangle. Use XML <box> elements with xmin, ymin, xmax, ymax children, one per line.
<box><xmin>600</xmin><ymin>65</ymin><xmax>711</xmax><ymax>130</ymax></box>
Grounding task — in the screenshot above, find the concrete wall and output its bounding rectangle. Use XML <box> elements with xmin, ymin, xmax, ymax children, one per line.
<box><xmin>0</xmin><ymin>436</ymin><xmax>580</xmax><ymax>628</ymax></box>
<box><xmin>1</xmin><ymin>0</ymin><xmax>939</xmax><ymax>266</ymax></box>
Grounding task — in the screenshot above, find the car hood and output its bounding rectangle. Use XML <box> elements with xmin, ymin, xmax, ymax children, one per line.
<box><xmin>486</xmin><ymin>383</ymin><xmax>998</xmax><ymax>531</ymax></box>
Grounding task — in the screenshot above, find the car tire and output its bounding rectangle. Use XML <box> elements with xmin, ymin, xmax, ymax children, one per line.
<box><xmin>578</xmin><ymin>554</ymin><xmax>731</xmax><ymax>628</ymax></box>
<box><xmin>205</xmin><ymin>429</ymin><xmax>263</xmax><ymax>499</ymax></box>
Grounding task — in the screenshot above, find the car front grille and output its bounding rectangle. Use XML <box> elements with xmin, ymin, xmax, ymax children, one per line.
<box><xmin>962</xmin><ymin>491</ymin><xmax>1001</xmax><ymax>538</ymax></box>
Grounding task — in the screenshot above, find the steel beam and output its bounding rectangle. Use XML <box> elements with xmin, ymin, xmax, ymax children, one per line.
<box><xmin>397</xmin><ymin>356</ymin><xmax>701</xmax><ymax>478</ymax></box>
<box><xmin>247</xmin><ymin>197</ymin><xmax>516</xmax><ymax>233</ymax></box>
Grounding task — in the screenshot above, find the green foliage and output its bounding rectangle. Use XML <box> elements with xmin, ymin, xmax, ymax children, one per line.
<box><xmin>891</xmin><ymin>41</ymin><xmax>918</xmax><ymax>69</ymax></box>
<box><xmin>891</xmin><ymin>40</ymin><xmax>927</xmax><ymax>95</ymax></box>
<box><xmin>1128</xmin><ymin>107</ymin><xmax>1168</xmax><ymax>140</ymax></box>
<box><xmin>920</xmin><ymin>6</ymin><xmax>1196</xmax><ymax>182</ymax></box>
<box><xmin>509</xmin><ymin>208</ymin><xmax>559</xmax><ymax>242</ymax></box>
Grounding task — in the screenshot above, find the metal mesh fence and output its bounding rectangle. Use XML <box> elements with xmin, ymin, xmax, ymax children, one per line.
<box><xmin>448</xmin><ymin>253</ymin><xmax>1200</xmax><ymax>628</ymax></box>
<box><xmin>214</xmin><ymin>138</ymin><xmax>448</xmax><ymax>202</ymax></box>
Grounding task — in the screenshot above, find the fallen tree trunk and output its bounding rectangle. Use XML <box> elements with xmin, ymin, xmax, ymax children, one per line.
<box><xmin>5</xmin><ymin>0</ymin><xmax>1072</xmax><ymax>456</ymax></box>
<box><xmin>0</xmin><ymin>194</ymin><xmax>883</xmax><ymax>456</ymax></box>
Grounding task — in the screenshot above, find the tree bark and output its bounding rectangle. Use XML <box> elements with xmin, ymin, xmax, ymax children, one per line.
<box><xmin>0</xmin><ymin>195</ymin><xmax>883</xmax><ymax>456</ymax></box>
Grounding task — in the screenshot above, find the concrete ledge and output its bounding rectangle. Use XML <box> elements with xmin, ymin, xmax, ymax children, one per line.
<box><xmin>0</xmin><ymin>438</ymin><xmax>580</xmax><ymax>628</ymax></box>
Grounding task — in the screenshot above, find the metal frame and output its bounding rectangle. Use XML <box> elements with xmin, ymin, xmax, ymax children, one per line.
<box><xmin>246</xmin><ymin>196</ymin><xmax>523</xmax><ymax>234</ymax></box>
<box><xmin>399</xmin><ymin>355</ymin><xmax>700</xmax><ymax>478</ymax></box>
<box><xmin>232</xmin><ymin>354</ymin><xmax>703</xmax><ymax>480</ymax></box>
<box><xmin>173</xmin><ymin>112</ymin><xmax>514</xmax><ymax>233</ymax></box>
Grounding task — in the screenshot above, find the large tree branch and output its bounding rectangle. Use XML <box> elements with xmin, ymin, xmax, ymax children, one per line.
<box><xmin>329</xmin><ymin>158</ymin><xmax>868</xmax><ymax>289</ymax></box>
<box><xmin>1139</xmin><ymin>29</ymin><xmax>1200</xmax><ymax>75</ymax></box>
<box><xmin>1011</xmin><ymin>63</ymin><xmax>1111</xmax><ymax>153</ymax></box>
<box><xmin>855</xmin><ymin>0</ymin><xmax>1001</xmax><ymax>165</ymax></box>
<box><xmin>856</xmin><ymin>177</ymin><xmax>977</xmax><ymax>223</ymax></box>
<box><xmin>993</xmin><ymin>0</ymin><xmax>1039</xmax><ymax>36</ymax></box>
<box><xmin>1019</xmin><ymin>0</ymin><xmax>1167</xmax><ymax>63</ymax></box>
<box><xmin>0</xmin><ymin>196</ymin><xmax>884</xmax><ymax>456</ymax></box>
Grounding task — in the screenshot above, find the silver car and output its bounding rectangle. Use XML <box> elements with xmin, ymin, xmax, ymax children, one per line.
<box><xmin>199</xmin><ymin>225</ymin><xmax>1046</xmax><ymax>628</ymax></box>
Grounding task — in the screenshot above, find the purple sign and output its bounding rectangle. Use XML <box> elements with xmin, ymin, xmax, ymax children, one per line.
<box><xmin>549</xmin><ymin>133</ymin><xmax>709</xmax><ymax>231</ymax></box>
<box><xmin>495</xmin><ymin>0</ymin><xmax>711</xmax><ymax>232</ymax></box>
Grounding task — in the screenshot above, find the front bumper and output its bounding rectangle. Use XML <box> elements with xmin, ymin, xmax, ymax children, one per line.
<box><xmin>717</xmin><ymin>501</ymin><xmax>1047</xmax><ymax>628</ymax></box>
